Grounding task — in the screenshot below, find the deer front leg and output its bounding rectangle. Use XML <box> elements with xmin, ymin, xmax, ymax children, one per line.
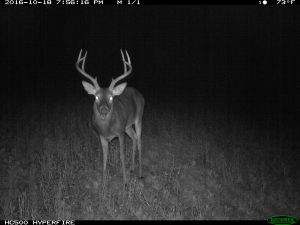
<box><xmin>118</xmin><ymin>133</ymin><xmax>127</xmax><ymax>183</ymax></box>
<box><xmin>100</xmin><ymin>136</ymin><xmax>108</xmax><ymax>181</ymax></box>
<box><xmin>126</xmin><ymin>127</ymin><xmax>137</xmax><ymax>173</ymax></box>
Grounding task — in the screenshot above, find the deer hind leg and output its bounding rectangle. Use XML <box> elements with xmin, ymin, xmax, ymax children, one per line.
<box><xmin>126</xmin><ymin>127</ymin><xmax>137</xmax><ymax>173</ymax></box>
<box><xmin>135</xmin><ymin>120</ymin><xmax>143</xmax><ymax>178</ymax></box>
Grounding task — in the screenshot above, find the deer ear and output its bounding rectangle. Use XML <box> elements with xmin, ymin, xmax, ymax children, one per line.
<box><xmin>112</xmin><ymin>82</ymin><xmax>127</xmax><ymax>96</ymax></box>
<box><xmin>82</xmin><ymin>81</ymin><xmax>96</xmax><ymax>95</ymax></box>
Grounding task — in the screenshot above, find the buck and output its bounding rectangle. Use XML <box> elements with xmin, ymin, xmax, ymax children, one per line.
<box><xmin>76</xmin><ymin>49</ymin><xmax>145</xmax><ymax>183</ymax></box>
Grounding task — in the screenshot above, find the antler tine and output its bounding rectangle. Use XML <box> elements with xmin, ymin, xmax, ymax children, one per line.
<box><xmin>125</xmin><ymin>50</ymin><xmax>131</xmax><ymax>65</ymax></box>
<box><xmin>76</xmin><ymin>49</ymin><xmax>100</xmax><ymax>90</ymax></box>
<box><xmin>109</xmin><ymin>49</ymin><xmax>132</xmax><ymax>90</ymax></box>
<box><xmin>120</xmin><ymin>49</ymin><xmax>126</xmax><ymax>74</ymax></box>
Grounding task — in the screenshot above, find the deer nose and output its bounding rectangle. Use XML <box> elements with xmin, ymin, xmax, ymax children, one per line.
<box><xmin>100</xmin><ymin>105</ymin><xmax>109</xmax><ymax>115</ymax></box>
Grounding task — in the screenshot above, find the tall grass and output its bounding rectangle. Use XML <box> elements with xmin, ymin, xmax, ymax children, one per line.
<box><xmin>0</xmin><ymin>97</ymin><xmax>298</xmax><ymax>219</ymax></box>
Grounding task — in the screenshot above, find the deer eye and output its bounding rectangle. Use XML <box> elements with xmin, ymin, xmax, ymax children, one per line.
<box><xmin>109</xmin><ymin>96</ymin><xmax>113</xmax><ymax>103</ymax></box>
<box><xmin>95</xmin><ymin>96</ymin><xmax>99</xmax><ymax>101</ymax></box>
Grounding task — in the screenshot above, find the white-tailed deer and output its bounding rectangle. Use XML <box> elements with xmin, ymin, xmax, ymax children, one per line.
<box><xmin>76</xmin><ymin>49</ymin><xmax>145</xmax><ymax>183</ymax></box>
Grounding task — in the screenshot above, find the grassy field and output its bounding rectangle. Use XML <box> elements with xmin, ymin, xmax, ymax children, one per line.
<box><xmin>0</xmin><ymin>96</ymin><xmax>299</xmax><ymax>220</ymax></box>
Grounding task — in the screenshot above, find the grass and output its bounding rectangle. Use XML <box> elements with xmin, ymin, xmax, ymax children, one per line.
<box><xmin>0</xmin><ymin>96</ymin><xmax>299</xmax><ymax>220</ymax></box>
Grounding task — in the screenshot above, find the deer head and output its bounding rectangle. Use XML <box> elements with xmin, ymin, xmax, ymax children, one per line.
<box><xmin>76</xmin><ymin>49</ymin><xmax>132</xmax><ymax>120</ymax></box>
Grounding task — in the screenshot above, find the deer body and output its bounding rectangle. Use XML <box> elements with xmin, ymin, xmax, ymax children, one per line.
<box><xmin>76</xmin><ymin>49</ymin><xmax>144</xmax><ymax>183</ymax></box>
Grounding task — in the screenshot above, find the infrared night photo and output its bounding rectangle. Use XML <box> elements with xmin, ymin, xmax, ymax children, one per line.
<box><xmin>0</xmin><ymin>4</ymin><xmax>299</xmax><ymax>220</ymax></box>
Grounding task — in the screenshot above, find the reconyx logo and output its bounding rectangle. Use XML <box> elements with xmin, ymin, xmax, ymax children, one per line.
<box><xmin>267</xmin><ymin>215</ymin><xmax>298</xmax><ymax>225</ymax></box>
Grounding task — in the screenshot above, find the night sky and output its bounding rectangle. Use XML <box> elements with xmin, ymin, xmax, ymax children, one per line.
<box><xmin>1</xmin><ymin>6</ymin><xmax>299</xmax><ymax>135</ymax></box>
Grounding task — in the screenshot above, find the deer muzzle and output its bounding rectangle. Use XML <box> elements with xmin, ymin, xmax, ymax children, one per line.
<box><xmin>99</xmin><ymin>105</ymin><xmax>110</xmax><ymax>119</ymax></box>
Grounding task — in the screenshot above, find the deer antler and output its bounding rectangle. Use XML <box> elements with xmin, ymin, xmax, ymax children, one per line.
<box><xmin>76</xmin><ymin>49</ymin><xmax>100</xmax><ymax>90</ymax></box>
<box><xmin>109</xmin><ymin>49</ymin><xmax>132</xmax><ymax>91</ymax></box>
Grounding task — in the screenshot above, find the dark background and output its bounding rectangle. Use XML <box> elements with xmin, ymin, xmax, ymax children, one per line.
<box><xmin>0</xmin><ymin>6</ymin><xmax>299</xmax><ymax>135</ymax></box>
